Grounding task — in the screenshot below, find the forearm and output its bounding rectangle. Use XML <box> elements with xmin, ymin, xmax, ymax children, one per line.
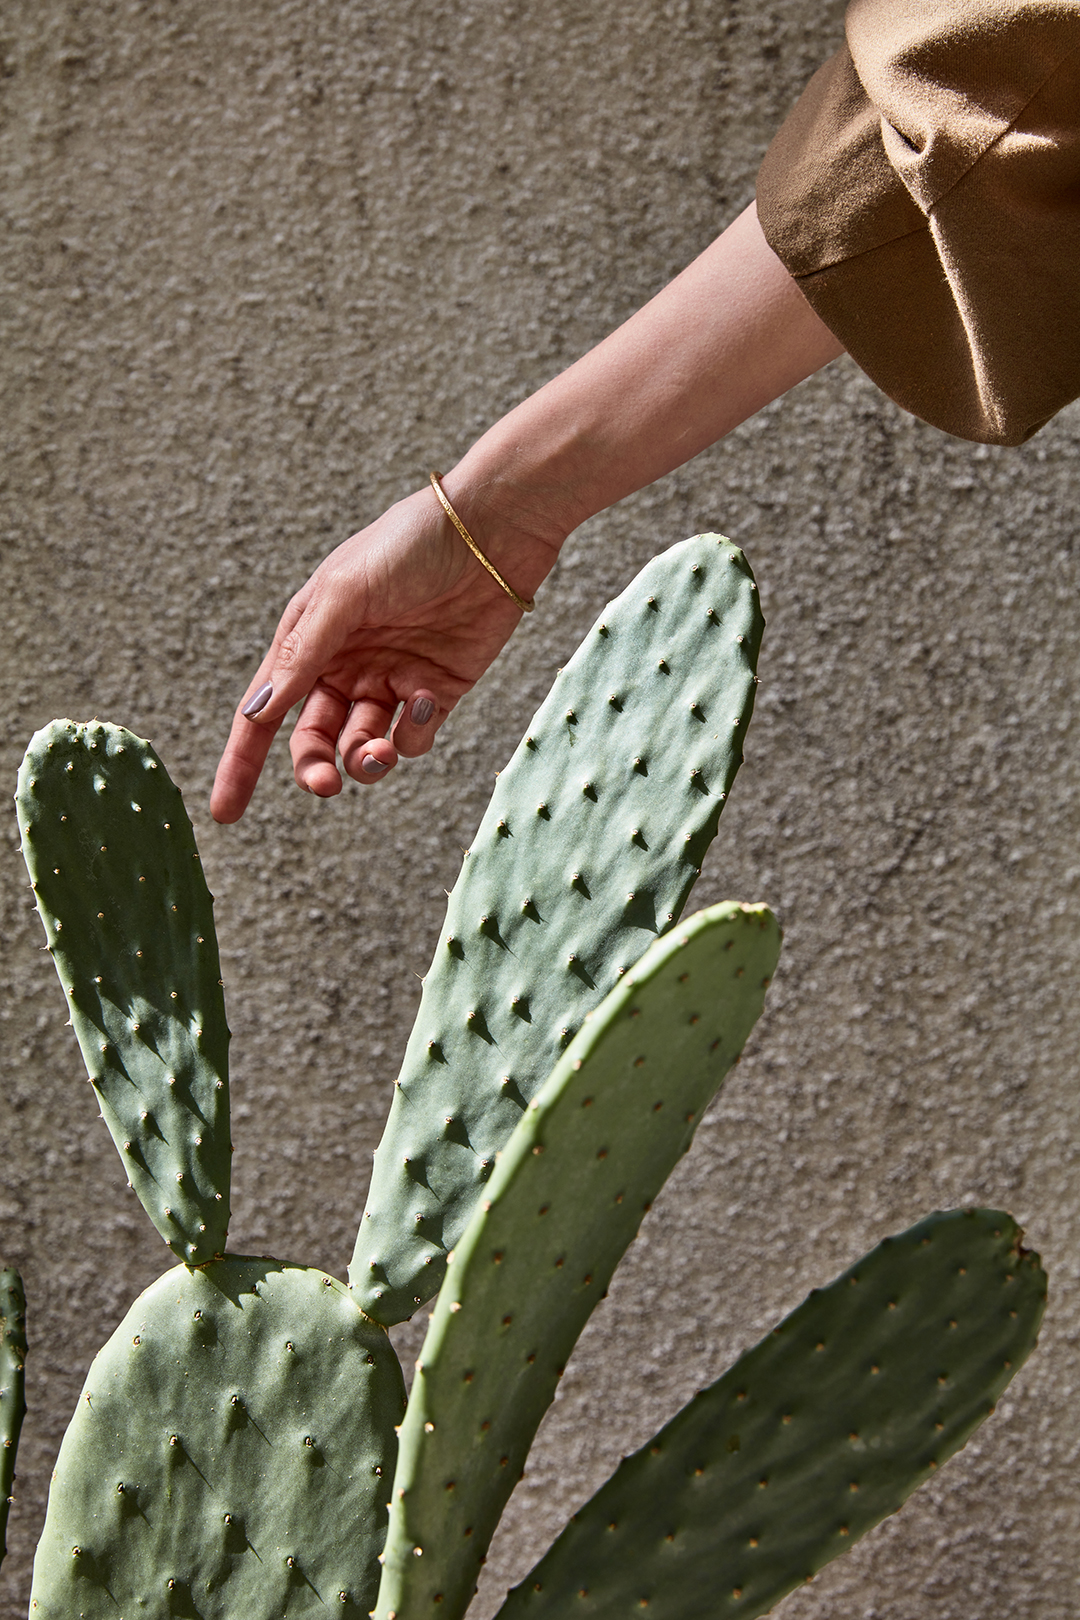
<box><xmin>448</xmin><ymin>201</ymin><xmax>843</xmax><ymax>552</ymax></box>
<box><xmin>212</xmin><ymin>201</ymin><xmax>843</xmax><ymax>820</ymax></box>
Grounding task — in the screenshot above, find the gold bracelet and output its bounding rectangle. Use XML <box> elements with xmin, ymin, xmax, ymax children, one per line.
<box><xmin>429</xmin><ymin>472</ymin><xmax>535</xmax><ymax>614</ymax></box>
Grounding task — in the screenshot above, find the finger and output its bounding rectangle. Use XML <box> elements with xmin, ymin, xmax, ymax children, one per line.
<box><xmin>289</xmin><ymin>680</ymin><xmax>355</xmax><ymax>798</ymax></box>
<box><xmin>339</xmin><ymin>699</ymin><xmax>400</xmax><ymax>784</ymax></box>
<box><xmin>239</xmin><ymin>579</ymin><xmax>356</xmax><ymax>731</ymax></box>
<box><xmin>211</xmin><ymin>667</ymin><xmax>287</xmax><ymax>823</ymax></box>
<box><xmin>211</xmin><ymin>591</ymin><xmax>311</xmax><ymax>821</ymax></box>
<box><xmin>391</xmin><ymin>689</ymin><xmax>442</xmax><ymax>758</ymax></box>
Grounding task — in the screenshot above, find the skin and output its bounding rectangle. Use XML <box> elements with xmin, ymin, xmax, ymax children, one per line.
<box><xmin>210</xmin><ymin>201</ymin><xmax>844</xmax><ymax>824</ymax></box>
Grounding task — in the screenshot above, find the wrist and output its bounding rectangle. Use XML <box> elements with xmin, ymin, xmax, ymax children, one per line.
<box><xmin>428</xmin><ymin>472</ymin><xmax>537</xmax><ymax>615</ymax></box>
<box><xmin>451</xmin><ymin>414</ymin><xmax>598</xmax><ymax>546</ymax></box>
<box><xmin>434</xmin><ymin>452</ymin><xmax>570</xmax><ymax>608</ymax></box>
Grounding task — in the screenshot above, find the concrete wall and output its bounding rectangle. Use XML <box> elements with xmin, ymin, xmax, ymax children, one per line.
<box><xmin>1</xmin><ymin>1</ymin><xmax>1078</xmax><ymax>1614</ymax></box>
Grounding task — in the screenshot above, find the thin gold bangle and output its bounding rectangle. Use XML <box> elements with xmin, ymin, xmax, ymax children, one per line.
<box><xmin>429</xmin><ymin>472</ymin><xmax>535</xmax><ymax>614</ymax></box>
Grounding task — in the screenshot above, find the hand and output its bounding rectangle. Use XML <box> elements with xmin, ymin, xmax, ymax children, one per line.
<box><xmin>210</xmin><ymin>483</ymin><xmax>560</xmax><ymax>823</ymax></box>
<box><xmin>212</xmin><ymin>204</ymin><xmax>842</xmax><ymax>825</ymax></box>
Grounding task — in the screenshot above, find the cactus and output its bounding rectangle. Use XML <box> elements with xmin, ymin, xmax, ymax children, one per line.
<box><xmin>19</xmin><ymin>722</ymin><xmax>406</xmax><ymax>1618</ymax></box>
<box><xmin>15</xmin><ymin>721</ymin><xmax>230</xmax><ymax>1264</ymax></box>
<box><xmin>353</xmin><ymin>533</ymin><xmax>764</xmax><ymax>1325</ymax></box>
<box><xmin>0</xmin><ymin>1268</ymin><xmax>26</xmax><ymax>1571</ymax></box>
<box><xmin>14</xmin><ymin>538</ymin><xmax>1050</xmax><ymax>1618</ymax></box>
<box><xmin>29</xmin><ymin>1259</ymin><xmax>406</xmax><ymax>1618</ymax></box>
<box><xmin>493</xmin><ymin>1209</ymin><xmax>1046</xmax><ymax>1620</ymax></box>
<box><xmin>375</xmin><ymin>902</ymin><xmax>781</xmax><ymax>1620</ymax></box>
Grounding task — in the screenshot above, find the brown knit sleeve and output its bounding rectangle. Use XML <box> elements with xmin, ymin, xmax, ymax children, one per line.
<box><xmin>757</xmin><ymin>0</ymin><xmax>1080</xmax><ymax>445</ymax></box>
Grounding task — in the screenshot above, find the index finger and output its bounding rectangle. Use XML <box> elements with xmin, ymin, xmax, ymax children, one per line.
<box><xmin>210</xmin><ymin>669</ymin><xmax>286</xmax><ymax>823</ymax></box>
<box><xmin>211</xmin><ymin>594</ymin><xmax>310</xmax><ymax>822</ymax></box>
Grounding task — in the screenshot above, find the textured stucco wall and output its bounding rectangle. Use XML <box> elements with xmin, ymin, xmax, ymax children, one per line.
<box><xmin>1</xmin><ymin>1</ymin><xmax>1078</xmax><ymax>1615</ymax></box>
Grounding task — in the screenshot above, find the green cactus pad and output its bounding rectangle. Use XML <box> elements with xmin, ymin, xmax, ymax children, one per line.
<box><xmin>353</xmin><ymin>535</ymin><xmax>764</xmax><ymax>1323</ymax></box>
<box><xmin>374</xmin><ymin>901</ymin><xmax>781</xmax><ymax>1620</ymax></box>
<box><xmin>496</xmin><ymin>1208</ymin><xmax>1046</xmax><ymax>1620</ymax></box>
<box><xmin>0</xmin><ymin>1268</ymin><xmax>27</xmax><ymax>1569</ymax></box>
<box><xmin>16</xmin><ymin>720</ymin><xmax>231</xmax><ymax>1263</ymax></box>
<box><xmin>29</xmin><ymin>1257</ymin><xmax>406</xmax><ymax>1618</ymax></box>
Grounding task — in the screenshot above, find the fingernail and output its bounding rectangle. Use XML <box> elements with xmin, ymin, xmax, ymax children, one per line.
<box><xmin>410</xmin><ymin>697</ymin><xmax>435</xmax><ymax>726</ymax></box>
<box><xmin>362</xmin><ymin>755</ymin><xmax>388</xmax><ymax>775</ymax></box>
<box><xmin>242</xmin><ymin>682</ymin><xmax>273</xmax><ymax>719</ymax></box>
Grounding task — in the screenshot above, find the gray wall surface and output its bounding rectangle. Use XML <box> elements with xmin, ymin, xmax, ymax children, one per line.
<box><xmin>1</xmin><ymin>1</ymin><xmax>1077</xmax><ymax>1615</ymax></box>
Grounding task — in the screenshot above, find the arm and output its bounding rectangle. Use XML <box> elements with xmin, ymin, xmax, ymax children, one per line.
<box><xmin>210</xmin><ymin>201</ymin><xmax>842</xmax><ymax>823</ymax></box>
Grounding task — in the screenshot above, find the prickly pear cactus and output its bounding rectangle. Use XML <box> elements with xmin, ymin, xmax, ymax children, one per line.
<box><xmin>495</xmin><ymin>1209</ymin><xmax>1046</xmax><ymax>1620</ymax></box>
<box><xmin>375</xmin><ymin>902</ymin><xmax>781</xmax><ymax>1620</ymax></box>
<box><xmin>29</xmin><ymin>1260</ymin><xmax>406</xmax><ymax>1618</ymax></box>
<box><xmin>0</xmin><ymin>1268</ymin><xmax>26</xmax><ymax>1570</ymax></box>
<box><xmin>16</xmin><ymin>721</ymin><xmax>230</xmax><ymax>1264</ymax></box>
<box><xmin>353</xmin><ymin>534</ymin><xmax>764</xmax><ymax>1324</ymax></box>
<box><xmin>15</xmin><ymin>533</ymin><xmax>1050</xmax><ymax>1620</ymax></box>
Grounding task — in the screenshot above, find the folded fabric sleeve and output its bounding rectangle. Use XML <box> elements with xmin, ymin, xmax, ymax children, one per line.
<box><xmin>757</xmin><ymin>0</ymin><xmax>1080</xmax><ymax>444</ymax></box>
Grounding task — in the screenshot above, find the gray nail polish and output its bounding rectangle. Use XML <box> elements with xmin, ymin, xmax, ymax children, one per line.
<box><xmin>242</xmin><ymin>681</ymin><xmax>273</xmax><ymax>719</ymax></box>
<box><xmin>362</xmin><ymin>755</ymin><xmax>388</xmax><ymax>775</ymax></box>
<box><xmin>410</xmin><ymin>696</ymin><xmax>435</xmax><ymax>726</ymax></box>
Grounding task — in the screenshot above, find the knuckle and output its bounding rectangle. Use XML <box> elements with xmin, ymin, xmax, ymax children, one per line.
<box><xmin>276</xmin><ymin>630</ymin><xmax>305</xmax><ymax>673</ymax></box>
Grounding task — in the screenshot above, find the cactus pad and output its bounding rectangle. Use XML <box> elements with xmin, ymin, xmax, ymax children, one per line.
<box><xmin>29</xmin><ymin>1257</ymin><xmax>406</xmax><ymax>1618</ymax></box>
<box><xmin>353</xmin><ymin>534</ymin><xmax>764</xmax><ymax>1323</ymax></box>
<box><xmin>374</xmin><ymin>901</ymin><xmax>780</xmax><ymax>1620</ymax></box>
<box><xmin>16</xmin><ymin>720</ymin><xmax>231</xmax><ymax>1263</ymax></box>
<box><xmin>0</xmin><ymin>1268</ymin><xmax>27</xmax><ymax>1569</ymax></box>
<box><xmin>496</xmin><ymin>1209</ymin><xmax>1046</xmax><ymax>1620</ymax></box>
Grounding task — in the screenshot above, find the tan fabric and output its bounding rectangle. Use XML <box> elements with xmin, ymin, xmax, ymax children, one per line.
<box><xmin>757</xmin><ymin>0</ymin><xmax>1080</xmax><ymax>444</ymax></box>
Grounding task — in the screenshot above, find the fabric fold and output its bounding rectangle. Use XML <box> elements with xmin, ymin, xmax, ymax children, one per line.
<box><xmin>757</xmin><ymin>1</ymin><xmax>1080</xmax><ymax>444</ymax></box>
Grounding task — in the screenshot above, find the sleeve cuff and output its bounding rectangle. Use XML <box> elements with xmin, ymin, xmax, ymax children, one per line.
<box><xmin>757</xmin><ymin>37</ymin><xmax>1080</xmax><ymax>445</ymax></box>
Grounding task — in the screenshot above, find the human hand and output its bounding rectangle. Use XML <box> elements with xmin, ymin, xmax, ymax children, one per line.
<box><xmin>210</xmin><ymin>482</ymin><xmax>560</xmax><ymax>823</ymax></box>
<box><xmin>211</xmin><ymin>203</ymin><xmax>843</xmax><ymax>826</ymax></box>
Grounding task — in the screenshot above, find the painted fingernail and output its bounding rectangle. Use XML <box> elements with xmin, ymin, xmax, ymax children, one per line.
<box><xmin>410</xmin><ymin>697</ymin><xmax>435</xmax><ymax>726</ymax></box>
<box><xmin>362</xmin><ymin>755</ymin><xmax>389</xmax><ymax>775</ymax></box>
<box><xmin>242</xmin><ymin>682</ymin><xmax>273</xmax><ymax>719</ymax></box>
